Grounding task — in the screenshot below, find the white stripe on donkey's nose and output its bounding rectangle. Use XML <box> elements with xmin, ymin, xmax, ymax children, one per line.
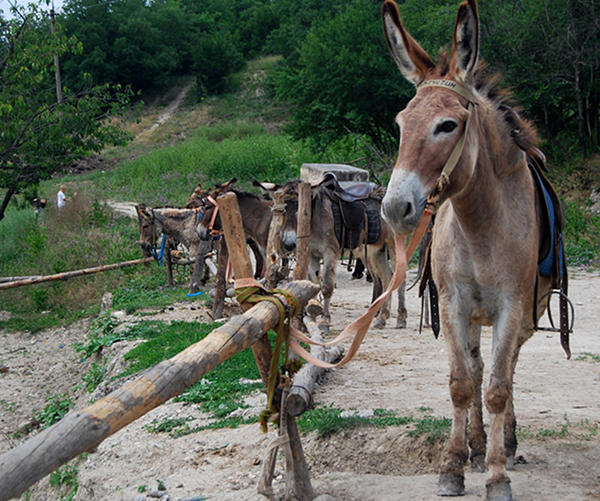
<box><xmin>382</xmin><ymin>168</ymin><xmax>427</xmax><ymax>236</ymax></box>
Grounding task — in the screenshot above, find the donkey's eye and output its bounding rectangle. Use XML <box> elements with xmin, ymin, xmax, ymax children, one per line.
<box><xmin>435</xmin><ymin>121</ymin><xmax>458</xmax><ymax>134</ymax></box>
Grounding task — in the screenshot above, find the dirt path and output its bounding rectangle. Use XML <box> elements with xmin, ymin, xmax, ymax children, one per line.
<box><xmin>1</xmin><ymin>265</ymin><xmax>599</xmax><ymax>500</ymax></box>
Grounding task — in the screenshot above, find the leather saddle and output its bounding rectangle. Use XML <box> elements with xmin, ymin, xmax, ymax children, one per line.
<box><xmin>318</xmin><ymin>172</ymin><xmax>381</xmax><ymax>250</ymax></box>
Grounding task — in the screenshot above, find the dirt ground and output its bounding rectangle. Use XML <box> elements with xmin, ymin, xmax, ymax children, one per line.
<box><xmin>1</xmin><ymin>263</ymin><xmax>600</xmax><ymax>501</ymax></box>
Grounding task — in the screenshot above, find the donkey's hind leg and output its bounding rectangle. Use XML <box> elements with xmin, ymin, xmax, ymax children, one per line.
<box><xmin>368</xmin><ymin>246</ymin><xmax>393</xmax><ymax>329</ymax></box>
<box><xmin>468</xmin><ymin>323</ymin><xmax>487</xmax><ymax>472</ymax></box>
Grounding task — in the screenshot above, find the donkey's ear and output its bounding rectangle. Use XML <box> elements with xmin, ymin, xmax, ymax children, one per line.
<box><xmin>382</xmin><ymin>0</ymin><xmax>435</xmax><ymax>86</ymax></box>
<box><xmin>451</xmin><ymin>0</ymin><xmax>479</xmax><ymax>82</ymax></box>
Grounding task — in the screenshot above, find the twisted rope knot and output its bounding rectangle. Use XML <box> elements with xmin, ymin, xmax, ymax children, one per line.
<box><xmin>234</xmin><ymin>278</ymin><xmax>301</xmax><ymax>431</ymax></box>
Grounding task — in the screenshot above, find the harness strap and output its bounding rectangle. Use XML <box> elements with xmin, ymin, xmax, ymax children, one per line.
<box><xmin>285</xmin><ymin>199</ymin><xmax>434</xmax><ymax>369</ymax></box>
<box><xmin>207</xmin><ymin>195</ymin><xmax>222</xmax><ymax>237</ymax></box>
<box><xmin>417</xmin><ymin>80</ymin><xmax>477</xmax><ymax>210</ymax></box>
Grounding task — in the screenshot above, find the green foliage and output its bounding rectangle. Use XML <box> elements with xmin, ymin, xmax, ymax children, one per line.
<box><xmin>35</xmin><ymin>393</ymin><xmax>75</xmax><ymax>428</ymax></box>
<box><xmin>274</xmin><ymin>0</ymin><xmax>412</xmax><ymax>152</ymax></box>
<box><xmin>576</xmin><ymin>352</ymin><xmax>600</xmax><ymax>363</ymax></box>
<box><xmin>120</xmin><ymin>320</ymin><xmax>225</xmax><ymax>376</ymax></box>
<box><xmin>99</xmin><ymin>130</ymin><xmax>312</xmax><ymax>206</ymax></box>
<box><xmin>49</xmin><ymin>463</ymin><xmax>78</xmax><ymax>501</ymax></box>
<box><xmin>83</xmin><ymin>362</ymin><xmax>107</xmax><ymax>393</ymax></box>
<box><xmin>407</xmin><ymin>415</ymin><xmax>452</xmax><ymax>443</ymax></box>
<box><xmin>563</xmin><ymin>202</ymin><xmax>600</xmax><ymax>267</ymax></box>
<box><xmin>297</xmin><ymin>405</ymin><xmax>414</xmax><ymax>438</ymax></box>
<box><xmin>73</xmin><ymin>312</ymin><xmax>121</xmax><ymax>359</ymax></box>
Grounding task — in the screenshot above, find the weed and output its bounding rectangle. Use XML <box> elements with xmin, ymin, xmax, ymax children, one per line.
<box><xmin>157</xmin><ymin>479</ymin><xmax>166</xmax><ymax>491</ymax></box>
<box><xmin>407</xmin><ymin>415</ymin><xmax>452</xmax><ymax>443</ymax></box>
<box><xmin>83</xmin><ymin>362</ymin><xmax>107</xmax><ymax>393</ymax></box>
<box><xmin>49</xmin><ymin>463</ymin><xmax>78</xmax><ymax>501</ymax></box>
<box><xmin>576</xmin><ymin>352</ymin><xmax>600</xmax><ymax>362</ymax></box>
<box><xmin>297</xmin><ymin>405</ymin><xmax>414</xmax><ymax>438</ymax></box>
<box><xmin>35</xmin><ymin>393</ymin><xmax>75</xmax><ymax>428</ymax></box>
<box><xmin>137</xmin><ymin>485</ymin><xmax>147</xmax><ymax>493</ymax></box>
<box><xmin>144</xmin><ymin>416</ymin><xmax>196</xmax><ymax>436</ymax></box>
<box><xmin>73</xmin><ymin>312</ymin><xmax>122</xmax><ymax>359</ymax></box>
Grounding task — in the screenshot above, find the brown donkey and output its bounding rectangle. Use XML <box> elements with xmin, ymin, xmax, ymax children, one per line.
<box><xmin>197</xmin><ymin>179</ymin><xmax>272</xmax><ymax>279</ymax></box>
<box><xmin>381</xmin><ymin>1</ymin><xmax>568</xmax><ymax>500</ymax></box>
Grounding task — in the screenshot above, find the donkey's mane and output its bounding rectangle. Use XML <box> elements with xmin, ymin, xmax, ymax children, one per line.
<box><xmin>434</xmin><ymin>52</ymin><xmax>541</xmax><ymax>158</ymax></box>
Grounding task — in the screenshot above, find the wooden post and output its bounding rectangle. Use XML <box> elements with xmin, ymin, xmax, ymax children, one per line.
<box><xmin>0</xmin><ymin>280</ymin><xmax>320</xmax><ymax>501</ymax></box>
<box><xmin>293</xmin><ymin>182</ymin><xmax>312</xmax><ymax>281</ymax></box>
<box><xmin>265</xmin><ymin>189</ymin><xmax>287</xmax><ymax>289</ymax></box>
<box><xmin>218</xmin><ymin>192</ymin><xmax>315</xmax><ymax>501</ymax></box>
<box><xmin>164</xmin><ymin>237</ymin><xmax>174</xmax><ymax>287</ymax></box>
<box><xmin>217</xmin><ymin>192</ymin><xmax>274</xmax><ymax>391</ymax></box>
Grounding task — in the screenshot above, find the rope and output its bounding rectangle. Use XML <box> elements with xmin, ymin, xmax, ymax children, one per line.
<box><xmin>234</xmin><ymin>278</ymin><xmax>301</xmax><ymax>430</ymax></box>
<box><xmin>151</xmin><ymin>234</ymin><xmax>167</xmax><ymax>266</ymax></box>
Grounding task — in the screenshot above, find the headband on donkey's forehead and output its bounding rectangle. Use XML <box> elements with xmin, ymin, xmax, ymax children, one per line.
<box><xmin>417</xmin><ymin>79</ymin><xmax>477</xmax><ymax>105</ymax></box>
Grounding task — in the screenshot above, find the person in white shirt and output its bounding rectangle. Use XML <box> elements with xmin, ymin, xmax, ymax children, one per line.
<box><xmin>57</xmin><ymin>185</ymin><xmax>71</xmax><ymax>208</ymax></box>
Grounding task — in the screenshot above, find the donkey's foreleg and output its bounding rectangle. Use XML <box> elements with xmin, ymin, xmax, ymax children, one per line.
<box><xmin>467</xmin><ymin>323</ymin><xmax>487</xmax><ymax>473</ymax></box>
<box><xmin>396</xmin><ymin>279</ymin><xmax>407</xmax><ymax>329</ymax></box>
<box><xmin>484</xmin><ymin>314</ymin><xmax>523</xmax><ymax>501</ymax></box>
<box><xmin>438</xmin><ymin>318</ymin><xmax>473</xmax><ymax>496</ymax></box>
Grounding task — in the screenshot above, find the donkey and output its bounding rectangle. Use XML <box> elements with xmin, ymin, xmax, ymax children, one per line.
<box><xmin>255</xmin><ymin>178</ymin><xmax>407</xmax><ymax>330</ymax></box>
<box><xmin>380</xmin><ymin>1</ymin><xmax>569</xmax><ymax>499</ymax></box>
<box><xmin>135</xmin><ymin>204</ymin><xmax>210</xmax><ymax>293</ymax></box>
<box><xmin>197</xmin><ymin>179</ymin><xmax>273</xmax><ymax>279</ymax></box>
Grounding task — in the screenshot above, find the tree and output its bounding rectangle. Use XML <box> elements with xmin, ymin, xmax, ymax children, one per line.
<box><xmin>0</xmin><ymin>4</ymin><xmax>134</xmax><ymax>221</ymax></box>
<box><xmin>274</xmin><ymin>0</ymin><xmax>414</xmax><ymax>151</ymax></box>
<box><xmin>480</xmin><ymin>0</ymin><xmax>600</xmax><ymax>159</ymax></box>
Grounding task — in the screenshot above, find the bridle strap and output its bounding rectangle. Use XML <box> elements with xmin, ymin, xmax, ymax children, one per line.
<box><xmin>417</xmin><ymin>80</ymin><xmax>477</xmax><ymax>211</ymax></box>
<box><xmin>207</xmin><ymin>195</ymin><xmax>222</xmax><ymax>237</ymax></box>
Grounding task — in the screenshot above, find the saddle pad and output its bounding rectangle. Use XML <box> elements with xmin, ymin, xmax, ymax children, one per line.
<box><xmin>364</xmin><ymin>198</ymin><xmax>381</xmax><ymax>245</ymax></box>
<box><xmin>529</xmin><ymin>159</ymin><xmax>565</xmax><ymax>284</ymax></box>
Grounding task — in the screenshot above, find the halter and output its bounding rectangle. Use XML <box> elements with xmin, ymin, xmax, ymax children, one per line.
<box><xmin>206</xmin><ymin>195</ymin><xmax>223</xmax><ymax>237</ymax></box>
<box><xmin>417</xmin><ymin>79</ymin><xmax>477</xmax><ymax>212</ymax></box>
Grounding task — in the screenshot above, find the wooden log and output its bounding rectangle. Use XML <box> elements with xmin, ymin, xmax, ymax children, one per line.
<box><xmin>293</xmin><ymin>181</ymin><xmax>311</xmax><ymax>281</ymax></box>
<box><xmin>0</xmin><ymin>258</ymin><xmax>154</xmax><ymax>290</ymax></box>
<box><xmin>287</xmin><ymin>316</ymin><xmax>344</xmax><ymax>417</ymax></box>
<box><xmin>0</xmin><ymin>279</ymin><xmax>320</xmax><ymax>501</ymax></box>
<box><xmin>265</xmin><ymin>189</ymin><xmax>287</xmax><ymax>289</ymax></box>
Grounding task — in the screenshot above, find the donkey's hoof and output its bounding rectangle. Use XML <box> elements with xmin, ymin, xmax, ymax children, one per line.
<box><xmin>373</xmin><ymin>317</ymin><xmax>386</xmax><ymax>329</ymax></box>
<box><xmin>485</xmin><ymin>479</ymin><xmax>512</xmax><ymax>501</ymax></box>
<box><xmin>395</xmin><ymin>317</ymin><xmax>407</xmax><ymax>329</ymax></box>
<box><xmin>470</xmin><ymin>454</ymin><xmax>487</xmax><ymax>473</ymax></box>
<box><xmin>437</xmin><ymin>472</ymin><xmax>465</xmax><ymax>496</ymax></box>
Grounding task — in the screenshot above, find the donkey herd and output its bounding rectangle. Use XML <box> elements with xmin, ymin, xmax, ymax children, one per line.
<box><xmin>135</xmin><ymin>1</ymin><xmax>573</xmax><ymax>500</ymax></box>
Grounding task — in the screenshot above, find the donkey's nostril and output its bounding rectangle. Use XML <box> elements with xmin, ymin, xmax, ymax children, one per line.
<box><xmin>403</xmin><ymin>202</ymin><xmax>412</xmax><ymax>218</ymax></box>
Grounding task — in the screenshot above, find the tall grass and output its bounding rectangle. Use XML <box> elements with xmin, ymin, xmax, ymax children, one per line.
<box><xmin>90</xmin><ymin>130</ymin><xmax>314</xmax><ymax>206</ymax></box>
<box><xmin>0</xmin><ymin>195</ymin><xmax>156</xmax><ymax>331</ymax></box>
